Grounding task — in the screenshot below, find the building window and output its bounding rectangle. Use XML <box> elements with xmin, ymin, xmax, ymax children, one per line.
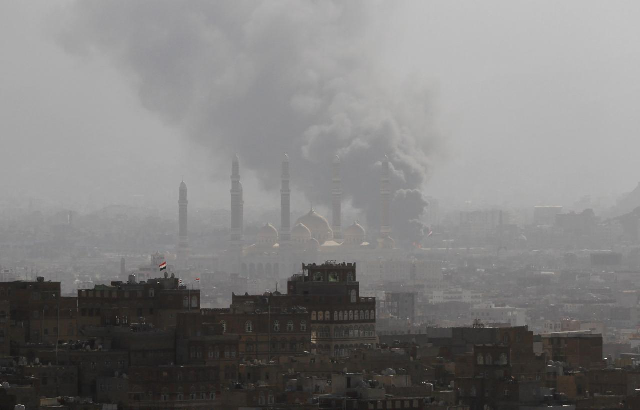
<box><xmin>273</xmin><ymin>320</ymin><xmax>280</xmax><ymax>332</ymax></box>
<box><xmin>347</xmin><ymin>272</ymin><xmax>354</xmax><ymax>282</ymax></box>
<box><xmin>191</xmin><ymin>295</ymin><xmax>198</xmax><ymax>308</ymax></box>
<box><xmin>370</xmin><ymin>310</ymin><xmax>375</xmax><ymax>319</ymax></box>
<box><xmin>339</xmin><ymin>311</ymin><xmax>343</xmax><ymax>321</ymax></box>
<box><xmin>354</xmin><ymin>311</ymin><xmax>359</xmax><ymax>320</ymax></box>
<box><xmin>349</xmin><ymin>311</ymin><xmax>353</xmax><ymax>320</ymax></box>
<box><xmin>318</xmin><ymin>311</ymin><xmax>323</xmax><ymax>321</ymax></box>
<box><xmin>220</xmin><ymin>320</ymin><xmax>226</xmax><ymax>333</ymax></box>
<box><xmin>334</xmin><ymin>311</ymin><xmax>338</xmax><ymax>320</ymax></box>
<box><xmin>148</xmin><ymin>289</ymin><xmax>154</xmax><ymax>297</ymax></box>
<box><xmin>183</xmin><ymin>296</ymin><xmax>189</xmax><ymax>308</ymax></box>
<box><xmin>325</xmin><ymin>311</ymin><xmax>330</xmax><ymax>321</ymax></box>
<box><xmin>245</xmin><ymin>321</ymin><xmax>253</xmax><ymax>332</ymax></box>
<box><xmin>350</xmin><ymin>289</ymin><xmax>357</xmax><ymax>303</ymax></box>
<box><xmin>287</xmin><ymin>320</ymin><xmax>294</xmax><ymax>331</ymax></box>
<box><xmin>300</xmin><ymin>320</ymin><xmax>307</xmax><ymax>331</ymax></box>
<box><xmin>477</xmin><ymin>354</ymin><xmax>484</xmax><ymax>365</ymax></box>
<box><xmin>485</xmin><ymin>353</ymin><xmax>493</xmax><ymax>365</ymax></box>
<box><xmin>311</xmin><ymin>311</ymin><xmax>317</xmax><ymax>320</ymax></box>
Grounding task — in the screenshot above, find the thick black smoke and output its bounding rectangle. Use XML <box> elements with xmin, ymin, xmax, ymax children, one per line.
<box><xmin>56</xmin><ymin>1</ymin><xmax>438</xmax><ymax>245</ymax></box>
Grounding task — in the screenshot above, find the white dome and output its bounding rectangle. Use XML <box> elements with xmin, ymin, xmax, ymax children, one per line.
<box><xmin>295</xmin><ymin>208</ymin><xmax>333</xmax><ymax>244</ymax></box>
<box><xmin>343</xmin><ymin>221</ymin><xmax>366</xmax><ymax>246</ymax></box>
<box><xmin>291</xmin><ymin>223</ymin><xmax>312</xmax><ymax>243</ymax></box>
<box><xmin>257</xmin><ymin>223</ymin><xmax>278</xmax><ymax>245</ymax></box>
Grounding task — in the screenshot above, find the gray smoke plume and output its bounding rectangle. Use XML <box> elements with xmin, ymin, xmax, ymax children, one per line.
<box><xmin>55</xmin><ymin>0</ymin><xmax>439</xmax><ymax>244</ymax></box>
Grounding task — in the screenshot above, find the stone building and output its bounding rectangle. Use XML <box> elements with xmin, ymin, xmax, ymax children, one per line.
<box><xmin>287</xmin><ymin>262</ymin><xmax>377</xmax><ymax>356</ymax></box>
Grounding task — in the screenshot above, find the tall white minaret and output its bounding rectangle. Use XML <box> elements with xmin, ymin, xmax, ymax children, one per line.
<box><xmin>332</xmin><ymin>155</ymin><xmax>342</xmax><ymax>240</ymax></box>
<box><xmin>380</xmin><ymin>155</ymin><xmax>392</xmax><ymax>238</ymax></box>
<box><xmin>280</xmin><ymin>153</ymin><xmax>291</xmax><ymax>242</ymax></box>
<box><xmin>230</xmin><ymin>155</ymin><xmax>244</xmax><ymax>272</ymax></box>
<box><xmin>177</xmin><ymin>180</ymin><xmax>189</xmax><ymax>265</ymax></box>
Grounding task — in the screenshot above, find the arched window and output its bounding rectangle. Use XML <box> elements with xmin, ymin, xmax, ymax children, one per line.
<box><xmin>334</xmin><ymin>311</ymin><xmax>338</xmax><ymax>320</ymax></box>
<box><xmin>344</xmin><ymin>310</ymin><xmax>348</xmax><ymax>320</ymax></box>
<box><xmin>349</xmin><ymin>311</ymin><xmax>353</xmax><ymax>320</ymax></box>
<box><xmin>499</xmin><ymin>353</ymin><xmax>508</xmax><ymax>365</ymax></box>
<box><xmin>338</xmin><ymin>311</ymin><xmax>343</xmax><ymax>321</ymax></box>
<box><xmin>300</xmin><ymin>320</ymin><xmax>307</xmax><ymax>331</ymax></box>
<box><xmin>354</xmin><ymin>311</ymin><xmax>359</xmax><ymax>320</ymax></box>
<box><xmin>287</xmin><ymin>320</ymin><xmax>294</xmax><ymax>331</ymax></box>
<box><xmin>325</xmin><ymin>311</ymin><xmax>330</xmax><ymax>321</ymax></box>
<box><xmin>245</xmin><ymin>320</ymin><xmax>253</xmax><ymax>333</ymax></box>
<box><xmin>365</xmin><ymin>310</ymin><xmax>369</xmax><ymax>319</ymax></box>
<box><xmin>318</xmin><ymin>311</ymin><xmax>323</xmax><ymax>321</ymax></box>
<box><xmin>273</xmin><ymin>320</ymin><xmax>280</xmax><ymax>332</ymax></box>
<box><xmin>360</xmin><ymin>310</ymin><xmax>364</xmax><ymax>319</ymax></box>
<box><xmin>191</xmin><ymin>295</ymin><xmax>198</xmax><ymax>307</ymax></box>
<box><xmin>485</xmin><ymin>353</ymin><xmax>493</xmax><ymax>365</ymax></box>
<box><xmin>350</xmin><ymin>289</ymin><xmax>357</xmax><ymax>303</ymax></box>
<box><xmin>311</xmin><ymin>311</ymin><xmax>317</xmax><ymax>321</ymax></box>
<box><xmin>347</xmin><ymin>272</ymin><xmax>354</xmax><ymax>282</ymax></box>
<box><xmin>477</xmin><ymin>353</ymin><xmax>484</xmax><ymax>365</ymax></box>
<box><xmin>370</xmin><ymin>310</ymin><xmax>375</xmax><ymax>319</ymax></box>
<box><xmin>259</xmin><ymin>393</ymin><xmax>266</xmax><ymax>405</ymax></box>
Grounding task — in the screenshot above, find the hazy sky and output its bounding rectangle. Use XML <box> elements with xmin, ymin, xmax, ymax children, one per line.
<box><xmin>1</xmin><ymin>1</ymin><xmax>639</xmax><ymax>214</ymax></box>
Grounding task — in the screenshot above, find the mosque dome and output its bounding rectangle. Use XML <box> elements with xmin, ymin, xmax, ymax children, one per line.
<box><xmin>291</xmin><ymin>223</ymin><xmax>312</xmax><ymax>243</ymax></box>
<box><xmin>343</xmin><ymin>221</ymin><xmax>366</xmax><ymax>246</ymax></box>
<box><xmin>295</xmin><ymin>208</ymin><xmax>333</xmax><ymax>244</ymax></box>
<box><xmin>257</xmin><ymin>223</ymin><xmax>278</xmax><ymax>245</ymax></box>
<box><xmin>378</xmin><ymin>235</ymin><xmax>396</xmax><ymax>249</ymax></box>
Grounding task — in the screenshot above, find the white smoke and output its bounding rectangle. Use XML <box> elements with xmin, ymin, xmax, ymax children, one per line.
<box><xmin>55</xmin><ymin>0</ymin><xmax>440</xmax><ymax>244</ymax></box>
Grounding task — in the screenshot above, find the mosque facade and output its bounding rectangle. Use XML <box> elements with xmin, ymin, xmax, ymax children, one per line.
<box><xmin>223</xmin><ymin>154</ymin><xmax>401</xmax><ymax>285</ymax></box>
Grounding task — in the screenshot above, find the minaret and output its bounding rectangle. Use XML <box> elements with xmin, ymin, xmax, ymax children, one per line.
<box><xmin>230</xmin><ymin>155</ymin><xmax>244</xmax><ymax>272</ymax></box>
<box><xmin>380</xmin><ymin>155</ymin><xmax>392</xmax><ymax>238</ymax></box>
<box><xmin>332</xmin><ymin>155</ymin><xmax>342</xmax><ymax>240</ymax></box>
<box><xmin>280</xmin><ymin>153</ymin><xmax>291</xmax><ymax>242</ymax></box>
<box><xmin>177</xmin><ymin>180</ymin><xmax>189</xmax><ymax>265</ymax></box>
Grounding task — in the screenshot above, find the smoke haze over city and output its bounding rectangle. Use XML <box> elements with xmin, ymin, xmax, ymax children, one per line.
<box><xmin>2</xmin><ymin>1</ymin><xmax>640</xmax><ymax>213</ymax></box>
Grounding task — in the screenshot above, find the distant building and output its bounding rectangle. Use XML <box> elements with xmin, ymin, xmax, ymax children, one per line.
<box><xmin>381</xmin><ymin>292</ymin><xmax>416</xmax><ymax>323</ymax></box>
<box><xmin>470</xmin><ymin>304</ymin><xmax>527</xmax><ymax>327</ymax></box>
<box><xmin>533</xmin><ymin>205</ymin><xmax>563</xmax><ymax>226</ymax></box>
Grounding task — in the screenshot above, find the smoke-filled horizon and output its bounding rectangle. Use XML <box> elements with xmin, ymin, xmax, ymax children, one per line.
<box><xmin>2</xmin><ymin>1</ymin><xmax>640</xmax><ymax>220</ymax></box>
<box><xmin>55</xmin><ymin>1</ymin><xmax>437</xmax><ymax>242</ymax></box>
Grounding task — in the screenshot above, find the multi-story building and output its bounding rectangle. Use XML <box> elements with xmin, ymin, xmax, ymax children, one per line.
<box><xmin>77</xmin><ymin>274</ymin><xmax>199</xmax><ymax>330</ymax></box>
<box><xmin>202</xmin><ymin>295</ymin><xmax>311</xmax><ymax>361</ymax></box>
<box><xmin>0</xmin><ymin>277</ymin><xmax>77</xmax><ymax>345</ymax></box>
<box><xmin>380</xmin><ymin>292</ymin><xmax>416</xmax><ymax>323</ymax></box>
<box><xmin>287</xmin><ymin>262</ymin><xmax>377</xmax><ymax>356</ymax></box>
<box><xmin>541</xmin><ymin>331</ymin><xmax>604</xmax><ymax>369</ymax></box>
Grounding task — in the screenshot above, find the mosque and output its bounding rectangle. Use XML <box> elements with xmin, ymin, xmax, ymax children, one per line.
<box><xmin>224</xmin><ymin>154</ymin><xmax>400</xmax><ymax>281</ymax></box>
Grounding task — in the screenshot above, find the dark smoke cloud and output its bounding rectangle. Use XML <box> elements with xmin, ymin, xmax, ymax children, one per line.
<box><xmin>55</xmin><ymin>0</ymin><xmax>439</xmax><ymax>244</ymax></box>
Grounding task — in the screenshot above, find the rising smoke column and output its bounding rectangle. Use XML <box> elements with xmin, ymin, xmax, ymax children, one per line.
<box><xmin>56</xmin><ymin>0</ymin><xmax>440</xmax><ymax>245</ymax></box>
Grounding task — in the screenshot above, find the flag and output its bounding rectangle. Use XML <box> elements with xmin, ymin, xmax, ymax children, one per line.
<box><xmin>179</xmin><ymin>279</ymin><xmax>183</xmax><ymax>284</ymax></box>
<box><xmin>195</xmin><ymin>278</ymin><xmax>200</xmax><ymax>282</ymax></box>
<box><xmin>427</xmin><ymin>229</ymin><xmax>433</xmax><ymax>237</ymax></box>
<box><xmin>159</xmin><ymin>261</ymin><xmax>167</xmax><ymax>271</ymax></box>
